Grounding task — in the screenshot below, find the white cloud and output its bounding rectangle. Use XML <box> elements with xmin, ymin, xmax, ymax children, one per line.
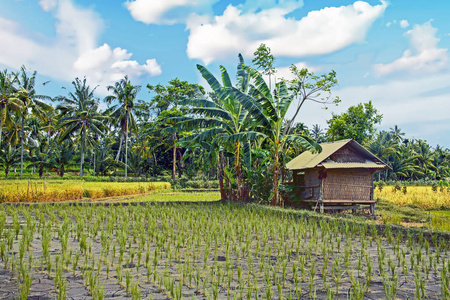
<box><xmin>399</xmin><ymin>19</ymin><xmax>409</xmax><ymax>28</ymax></box>
<box><xmin>74</xmin><ymin>44</ymin><xmax>161</xmax><ymax>86</ymax></box>
<box><xmin>186</xmin><ymin>1</ymin><xmax>387</xmax><ymax>64</ymax></box>
<box><xmin>39</xmin><ymin>0</ymin><xmax>57</xmax><ymax>11</ymax></box>
<box><xmin>125</xmin><ymin>0</ymin><xmax>217</xmax><ymax>25</ymax></box>
<box><xmin>374</xmin><ymin>21</ymin><xmax>448</xmax><ymax>76</ymax></box>
<box><xmin>385</xmin><ymin>21</ymin><xmax>391</xmax><ymax>27</ymax></box>
<box><xmin>0</xmin><ymin>0</ymin><xmax>161</xmax><ymax>95</ymax></box>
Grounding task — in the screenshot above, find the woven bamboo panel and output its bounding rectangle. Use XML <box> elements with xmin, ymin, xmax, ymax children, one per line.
<box><xmin>304</xmin><ymin>169</ymin><xmax>322</xmax><ymax>200</ymax></box>
<box><xmin>323</xmin><ymin>169</ymin><xmax>372</xmax><ymax>201</ymax></box>
<box><xmin>330</xmin><ymin>146</ymin><xmax>366</xmax><ymax>163</ymax></box>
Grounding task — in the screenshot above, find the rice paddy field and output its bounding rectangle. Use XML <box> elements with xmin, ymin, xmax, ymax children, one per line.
<box><xmin>1</xmin><ymin>201</ymin><xmax>450</xmax><ymax>299</ymax></box>
<box><xmin>374</xmin><ymin>185</ymin><xmax>450</xmax><ymax>209</ymax></box>
<box><xmin>0</xmin><ymin>180</ymin><xmax>171</xmax><ymax>203</ymax></box>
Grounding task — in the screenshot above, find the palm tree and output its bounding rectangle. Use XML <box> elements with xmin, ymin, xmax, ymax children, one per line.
<box><xmin>234</xmin><ymin>64</ymin><xmax>321</xmax><ymax>206</ymax></box>
<box><xmin>105</xmin><ymin>76</ymin><xmax>140</xmax><ymax>178</ymax></box>
<box><xmin>57</xmin><ymin>77</ymin><xmax>107</xmax><ymax>177</ymax></box>
<box><xmin>0</xmin><ymin>69</ymin><xmax>22</xmax><ymax>150</ymax></box>
<box><xmin>310</xmin><ymin>124</ymin><xmax>326</xmax><ymax>143</ymax></box>
<box><xmin>413</xmin><ymin>139</ymin><xmax>436</xmax><ymax>179</ymax></box>
<box><xmin>14</xmin><ymin>66</ymin><xmax>51</xmax><ymax>176</ymax></box>
<box><xmin>389</xmin><ymin>125</ymin><xmax>405</xmax><ymax>143</ymax></box>
<box><xmin>0</xmin><ymin>144</ymin><xmax>22</xmax><ymax>178</ymax></box>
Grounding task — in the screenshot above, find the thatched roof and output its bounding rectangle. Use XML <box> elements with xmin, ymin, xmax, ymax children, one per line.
<box><xmin>286</xmin><ymin>139</ymin><xmax>388</xmax><ymax>171</ymax></box>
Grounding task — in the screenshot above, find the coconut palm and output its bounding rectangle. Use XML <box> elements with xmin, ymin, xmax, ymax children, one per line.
<box><xmin>0</xmin><ymin>69</ymin><xmax>22</xmax><ymax>149</ymax></box>
<box><xmin>57</xmin><ymin>77</ymin><xmax>107</xmax><ymax>177</ymax></box>
<box><xmin>14</xmin><ymin>66</ymin><xmax>52</xmax><ymax>176</ymax></box>
<box><xmin>105</xmin><ymin>76</ymin><xmax>140</xmax><ymax>178</ymax></box>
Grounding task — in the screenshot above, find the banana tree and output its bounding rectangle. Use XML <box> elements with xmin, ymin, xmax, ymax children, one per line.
<box><xmin>175</xmin><ymin>57</ymin><xmax>263</xmax><ymax>201</ymax></box>
<box><xmin>0</xmin><ymin>144</ymin><xmax>22</xmax><ymax>178</ymax></box>
<box><xmin>233</xmin><ymin>65</ymin><xmax>321</xmax><ymax>206</ymax></box>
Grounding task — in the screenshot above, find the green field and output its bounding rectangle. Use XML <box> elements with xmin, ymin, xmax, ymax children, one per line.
<box><xmin>1</xmin><ymin>201</ymin><xmax>450</xmax><ymax>299</ymax></box>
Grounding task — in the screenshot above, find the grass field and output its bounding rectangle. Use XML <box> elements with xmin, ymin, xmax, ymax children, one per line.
<box><xmin>0</xmin><ymin>180</ymin><xmax>171</xmax><ymax>203</ymax></box>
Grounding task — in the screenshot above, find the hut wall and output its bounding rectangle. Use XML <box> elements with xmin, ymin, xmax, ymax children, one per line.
<box><xmin>322</xmin><ymin>169</ymin><xmax>372</xmax><ymax>201</ymax></box>
<box><xmin>303</xmin><ymin>169</ymin><xmax>322</xmax><ymax>200</ymax></box>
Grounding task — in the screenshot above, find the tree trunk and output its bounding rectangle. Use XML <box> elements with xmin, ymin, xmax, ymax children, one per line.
<box><xmin>60</xmin><ymin>164</ymin><xmax>65</xmax><ymax>177</ymax></box>
<box><xmin>271</xmin><ymin>143</ymin><xmax>280</xmax><ymax>206</ymax></box>
<box><xmin>218</xmin><ymin>151</ymin><xmax>226</xmax><ymax>201</ymax></box>
<box><xmin>80</xmin><ymin>131</ymin><xmax>84</xmax><ymax>177</ymax></box>
<box><xmin>39</xmin><ymin>166</ymin><xmax>43</xmax><ymax>178</ymax></box>
<box><xmin>20</xmin><ymin>116</ymin><xmax>24</xmax><ymax>177</ymax></box>
<box><xmin>93</xmin><ymin>150</ymin><xmax>96</xmax><ymax>176</ymax></box>
<box><xmin>234</xmin><ymin>142</ymin><xmax>241</xmax><ymax>201</ymax></box>
<box><xmin>172</xmin><ymin>138</ymin><xmax>176</xmax><ymax>181</ymax></box>
<box><xmin>5</xmin><ymin>164</ymin><xmax>9</xmax><ymax>178</ymax></box>
<box><xmin>125</xmin><ymin>129</ymin><xmax>128</xmax><ymax>179</ymax></box>
<box><xmin>0</xmin><ymin>121</ymin><xmax>3</xmax><ymax>150</ymax></box>
<box><xmin>125</xmin><ymin>112</ymin><xmax>129</xmax><ymax>179</ymax></box>
<box><xmin>115</xmin><ymin>134</ymin><xmax>123</xmax><ymax>161</ymax></box>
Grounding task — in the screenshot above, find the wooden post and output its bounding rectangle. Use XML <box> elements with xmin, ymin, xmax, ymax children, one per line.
<box><xmin>318</xmin><ymin>178</ymin><xmax>324</xmax><ymax>213</ymax></box>
<box><xmin>370</xmin><ymin>203</ymin><xmax>375</xmax><ymax>216</ymax></box>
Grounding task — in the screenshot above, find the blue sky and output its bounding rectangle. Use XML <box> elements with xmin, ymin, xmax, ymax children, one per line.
<box><xmin>1</xmin><ymin>0</ymin><xmax>450</xmax><ymax>147</ymax></box>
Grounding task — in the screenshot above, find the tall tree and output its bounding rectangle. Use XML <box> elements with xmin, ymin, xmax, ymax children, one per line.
<box><xmin>15</xmin><ymin>66</ymin><xmax>51</xmax><ymax>176</ymax></box>
<box><xmin>252</xmin><ymin>43</ymin><xmax>276</xmax><ymax>90</ymax></box>
<box><xmin>105</xmin><ymin>76</ymin><xmax>140</xmax><ymax>178</ymax></box>
<box><xmin>286</xmin><ymin>66</ymin><xmax>339</xmax><ymax>136</ymax></box>
<box><xmin>57</xmin><ymin>77</ymin><xmax>107</xmax><ymax>177</ymax></box>
<box><xmin>327</xmin><ymin>101</ymin><xmax>382</xmax><ymax>144</ymax></box>
<box><xmin>148</xmin><ymin>78</ymin><xmax>204</xmax><ymax>180</ymax></box>
<box><xmin>0</xmin><ymin>69</ymin><xmax>22</xmax><ymax>149</ymax></box>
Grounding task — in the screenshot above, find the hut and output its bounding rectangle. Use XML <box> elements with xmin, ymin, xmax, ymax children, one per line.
<box><xmin>286</xmin><ymin>139</ymin><xmax>389</xmax><ymax>214</ymax></box>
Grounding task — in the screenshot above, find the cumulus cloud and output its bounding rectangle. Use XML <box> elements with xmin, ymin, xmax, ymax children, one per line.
<box><xmin>374</xmin><ymin>21</ymin><xmax>448</xmax><ymax>76</ymax></box>
<box><xmin>74</xmin><ymin>44</ymin><xmax>161</xmax><ymax>86</ymax></box>
<box><xmin>125</xmin><ymin>0</ymin><xmax>217</xmax><ymax>25</ymax></box>
<box><xmin>400</xmin><ymin>19</ymin><xmax>409</xmax><ymax>28</ymax></box>
<box><xmin>186</xmin><ymin>1</ymin><xmax>387</xmax><ymax>64</ymax></box>
<box><xmin>0</xmin><ymin>0</ymin><xmax>161</xmax><ymax>95</ymax></box>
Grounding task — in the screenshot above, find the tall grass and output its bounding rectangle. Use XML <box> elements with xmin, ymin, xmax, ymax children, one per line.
<box><xmin>0</xmin><ymin>180</ymin><xmax>171</xmax><ymax>203</ymax></box>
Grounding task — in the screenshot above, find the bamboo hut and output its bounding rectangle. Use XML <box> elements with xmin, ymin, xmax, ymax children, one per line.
<box><xmin>286</xmin><ymin>139</ymin><xmax>389</xmax><ymax>214</ymax></box>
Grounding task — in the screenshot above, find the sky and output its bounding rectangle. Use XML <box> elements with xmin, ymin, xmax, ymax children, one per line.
<box><xmin>1</xmin><ymin>0</ymin><xmax>450</xmax><ymax>148</ymax></box>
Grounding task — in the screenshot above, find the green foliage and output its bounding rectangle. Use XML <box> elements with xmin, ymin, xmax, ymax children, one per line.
<box><xmin>252</xmin><ymin>43</ymin><xmax>276</xmax><ymax>76</ymax></box>
<box><xmin>327</xmin><ymin>101</ymin><xmax>382</xmax><ymax>144</ymax></box>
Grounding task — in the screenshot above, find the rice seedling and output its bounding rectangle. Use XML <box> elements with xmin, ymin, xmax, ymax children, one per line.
<box><xmin>0</xmin><ymin>200</ymin><xmax>449</xmax><ymax>299</ymax></box>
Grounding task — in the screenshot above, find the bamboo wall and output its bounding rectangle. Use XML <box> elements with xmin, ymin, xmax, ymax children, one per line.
<box><xmin>322</xmin><ymin>169</ymin><xmax>372</xmax><ymax>201</ymax></box>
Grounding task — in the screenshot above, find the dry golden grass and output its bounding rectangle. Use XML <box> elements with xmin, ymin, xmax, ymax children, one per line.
<box><xmin>0</xmin><ymin>180</ymin><xmax>171</xmax><ymax>203</ymax></box>
<box><xmin>375</xmin><ymin>185</ymin><xmax>450</xmax><ymax>209</ymax></box>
